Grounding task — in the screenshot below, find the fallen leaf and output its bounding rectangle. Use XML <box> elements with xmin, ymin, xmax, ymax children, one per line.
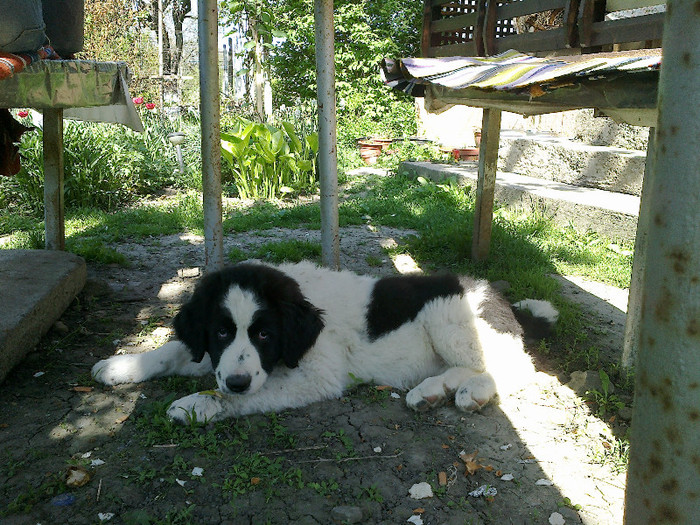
<box><xmin>412</xmin><ymin>508</ymin><xmax>425</xmax><ymax>514</ymax></box>
<box><xmin>71</xmin><ymin>386</ymin><xmax>94</xmax><ymax>393</ymax></box>
<box><xmin>115</xmin><ymin>415</ymin><xmax>129</xmax><ymax>424</ymax></box>
<box><xmin>375</xmin><ymin>385</ymin><xmax>392</xmax><ymax>391</ymax></box>
<box><xmin>250</xmin><ymin>477</ymin><xmax>261</xmax><ymax>485</ymax></box>
<box><xmin>441</xmin><ymin>444</ymin><xmax>450</xmax><ymax>449</ymax></box>
<box><xmin>460</xmin><ymin>450</ymin><xmax>483</xmax><ymax>476</ymax></box>
<box><xmin>438</xmin><ymin>471</ymin><xmax>447</xmax><ymax>486</ymax></box>
<box><xmin>496</xmin><ymin>470</ymin><xmax>503</xmax><ymax>477</ymax></box>
<box><xmin>65</xmin><ymin>465</ymin><xmax>91</xmax><ymax>488</ymax></box>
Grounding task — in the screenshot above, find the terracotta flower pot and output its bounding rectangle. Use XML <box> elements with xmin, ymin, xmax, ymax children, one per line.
<box><xmin>358</xmin><ymin>141</ymin><xmax>383</xmax><ymax>165</ymax></box>
<box><xmin>452</xmin><ymin>147</ymin><xmax>479</xmax><ymax>161</ymax></box>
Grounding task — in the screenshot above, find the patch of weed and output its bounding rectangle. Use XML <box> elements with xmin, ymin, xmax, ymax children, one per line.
<box><xmin>359</xmin><ymin>483</ymin><xmax>384</xmax><ymax>503</ymax></box>
<box><xmin>219</xmin><ymin>453</ymin><xmax>304</xmax><ymax>501</ymax></box>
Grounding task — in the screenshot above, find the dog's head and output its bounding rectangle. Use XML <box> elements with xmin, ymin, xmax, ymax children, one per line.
<box><xmin>174</xmin><ymin>262</ymin><xmax>324</xmax><ymax>395</ymax></box>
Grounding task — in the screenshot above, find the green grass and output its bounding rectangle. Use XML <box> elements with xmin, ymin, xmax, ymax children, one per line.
<box><xmin>1</xmin><ymin>170</ymin><xmax>632</xmax><ymax>290</ymax></box>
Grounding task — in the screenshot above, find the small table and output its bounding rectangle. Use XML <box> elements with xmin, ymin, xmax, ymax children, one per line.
<box><xmin>1</xmin><ymin>60</ymin><xmax>142</xmax><ymax>249</ymax></box>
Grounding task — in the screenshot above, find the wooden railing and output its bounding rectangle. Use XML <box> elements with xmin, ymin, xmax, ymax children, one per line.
<box><xmin>422</xmin><ymin>0</ymin><xmax>665</xmax><ymax>58</ymax></box>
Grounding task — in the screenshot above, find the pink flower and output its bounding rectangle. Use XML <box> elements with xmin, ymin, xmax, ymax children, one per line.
<box><xmin>145</xmin><ymin>102</ymin><xmax>156</xmax><ymax>110</ymax></box>
<box><xmin>17</xmin><ymin>110</ymin><xmax>29</xmax><ymax>118</ymax></box>
<box><xmin>132</xmin><ymin>97</ymin><xmax>144</xmax><ymax>105</ymax></box>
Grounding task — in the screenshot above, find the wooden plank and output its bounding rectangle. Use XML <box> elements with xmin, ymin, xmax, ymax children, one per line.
<box><xmin>606</xmin><ymin>0</ymin><xmax>665</xmax><ymax>12</ymax></box>
<box><xmin>471</xmin><ymin>108</ymin><xmax>502</xmax><ymax>261</ymax></box>
<box><xmin>495</xmin><ymin>0</ymin><xmax>568</xmax><ymax>20</ymax></box>
<box><xmin>430</xmin><ymin>41</ymin><xmax>479</xmax><ymax>57</ymax></box>
<box><xmin>424</xmin><ymin>70</ymin><xmax>659</xmax><ymax>119</ymax></box>
<box><xmin>422</xmin><ymin>0</ymin><xmax>434</xmax><ymax>56</ymax></box>
<box><xmin>432</xmin><ymin>12</ymin><xmax>479</xmax><ymax>33</ymax></box>
<box><xmin>43</xmin><ymin>109</ymin><xmax>65</xmax><ymax>250</ymax></box>
<box><xmin>490</xmin><ymin>27</ymin><xmax>570</xmax><ymax>54</ymax></box>
<box><xmin>584</xmin><ymin>13</ymin><xmax>664</xmax><ymax>47</ymax></box>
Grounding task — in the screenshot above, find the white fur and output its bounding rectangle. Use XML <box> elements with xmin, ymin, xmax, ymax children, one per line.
<box><xmin>93</xmin><ymin>261</ymin><xmax>549</xmax><ymax>423</ymax></box>
<box><xmin>513</xmin><ymin>299</ymin><xmax>560</xmax><ymax>324</ymax></box>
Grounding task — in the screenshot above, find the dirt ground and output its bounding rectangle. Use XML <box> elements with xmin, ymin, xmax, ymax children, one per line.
<box><xmin>0</xmin><ymin>225</ymin><xmax>630</xmax><ymax>525</ymax></box>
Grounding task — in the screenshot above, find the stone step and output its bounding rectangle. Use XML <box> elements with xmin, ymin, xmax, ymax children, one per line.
<box><xmin>400</xmin><ymin>161</ymin><xmax>640</xmax><ymax>243</ymax></box>
<box><xmin>0</xmin><ymin>250</ymin><xmax>86</xmax><ymax>383</ymax></box>
<box><xmin>496</xmin><ymin>130</ymin><xmax>648</xmax><ymax>197</ymax></box>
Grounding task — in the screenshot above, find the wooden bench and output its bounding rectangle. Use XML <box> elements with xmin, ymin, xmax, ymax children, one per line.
<box><xmin>418</xmin><ymin>0</ymin><xmax>665</xmax><ymax>368</ymax></box>
<box><xmin>421</xmin><ymin>0</ymin><xmax>664</xmax><ymax>259</ymax></box>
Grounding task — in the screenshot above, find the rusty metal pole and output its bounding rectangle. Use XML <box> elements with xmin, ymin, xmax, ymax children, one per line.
<box><xmin>314</xmin><ymin>0</ymin><xmax>340</xmax><ymax>269</ymax></box>
<box><xmin>198</xmin><ymin>0</ymin><xmax>224</xmax><ymax>271</ymax></box>
<box><xmin>623</xmin><ymin>1</ymin><xmax>700</xmax><ymax>522</ymax></box>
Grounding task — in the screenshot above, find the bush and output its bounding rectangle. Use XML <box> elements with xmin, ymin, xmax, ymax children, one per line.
<box><xmin>0</xmin><ymin>112</ymin><xmax>186</xmax><ymax>216</ymax></box>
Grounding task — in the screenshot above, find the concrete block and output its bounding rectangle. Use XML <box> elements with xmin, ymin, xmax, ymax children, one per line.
<box><xmin>0</xmin><ymin>249</ymin><xmax>86</xmax><ymax>383</ymax></box>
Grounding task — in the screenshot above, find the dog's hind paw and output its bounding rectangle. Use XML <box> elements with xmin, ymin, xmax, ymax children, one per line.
<box><xmin>167</xmin><ymin>392</ymin><xmax>227</xmax><ymax>424</ymax></box>
<box><xmin>454</xmin><ymin>374</ymin><xmax>497</xmax><ymax>412</ymax></box>
<box><xmin>406</xmin><ymin>377</ymin><xmax>449</xmax><ymax>412</ymax></box>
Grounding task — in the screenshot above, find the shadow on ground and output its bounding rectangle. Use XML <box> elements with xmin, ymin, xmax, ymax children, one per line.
<box><xmin>0</xmin><ymin>227</ymin><xmax>626</xmax><ymax>524</ymax></box>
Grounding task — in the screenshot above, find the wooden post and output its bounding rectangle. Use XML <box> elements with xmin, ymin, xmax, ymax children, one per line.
<box><xmin>471</xmin><ymin>108</ymin><xmax>501</xmax><ymax>261</ymax></box>
<box><xmin>43</xmin><ymin>108</ymin><xmax>65</xmax><ymax>250</ymax></box>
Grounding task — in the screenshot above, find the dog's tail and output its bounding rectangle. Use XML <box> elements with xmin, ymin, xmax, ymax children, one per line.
<box><xmin>511</xmin><ymin>299</ymin><xmax>559</xmax><ymax>342</ymax></box>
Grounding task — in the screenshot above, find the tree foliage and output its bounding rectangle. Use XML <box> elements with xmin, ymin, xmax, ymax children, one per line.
<box><xmin>80</xmin><ymin>0</ymin><xmax>160</xmax><ymax>102</ymax></box>
<box><xmin>221</xmin><ymin>0</ymin><xmax>423</xmax><ymax>139</ymax></box>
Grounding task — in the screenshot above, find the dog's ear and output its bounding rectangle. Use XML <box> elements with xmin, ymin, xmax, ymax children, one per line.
<box><xmin>173</xmin><ymin>278</ymin><xmax>216</xmax><ymax>363</ymax></box>
<box><xmin>279</xmin><ymin>299</ymin><xmax>324</xmax><ymax>368</ymax></box>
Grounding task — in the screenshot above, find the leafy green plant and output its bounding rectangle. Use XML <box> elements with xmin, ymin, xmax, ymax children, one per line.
<box><xmin>586</xmin><ymin>369</ymin><xmax>624</xmax><ymax>417</ymax></box>
<box><xmin>221</xmin><ymin>116</ymin><xmax>318</xmax><ymax>199</ymax></box>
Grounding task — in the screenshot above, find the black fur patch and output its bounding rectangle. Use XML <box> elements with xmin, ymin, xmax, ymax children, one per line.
<box><xmin>366</xmin><ymin>273</ymin><xmax>463</xmax><ymax>340</ymax></box>
<box><xmin>174</xmin><ymin>263</ymin><xmax>324</xmax><ymax>368</ymax></box>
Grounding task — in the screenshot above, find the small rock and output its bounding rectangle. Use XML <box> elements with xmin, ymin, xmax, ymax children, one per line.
<box><xmin>566</xmin><ymin>370</ymin><xmax>613</xmax><ymax>395</ymax></box>
<box><xmin>549</xmin><ymin>511</ymin><xmax>565</xmax><ymax>525</ymax></box>
<box><xmin>408</xmin><ymin>482</ymin><xmax>433</xmax><ymax>499</ymax></box>
<box><xmin>617</xmin><ymin>406</ymin><xmax>633</xmax><ymax>421</ymax></box>
<box><xmin>536</xmin><ymin>479</ymin><xmax>554</xmax><ymax>486</ymax></box>
<box><xmin>500</xmin><ymin>473</ymin><xmax>514</xmax><ymax>481</ymax></box>
<box><xmin>331</xmin><ymin>505</ymin><xmax>363</xmax><ymax>524</ymax></box>
<box><xmin>407</xmin><ymin>515</ymin><xmax>423</xmax><ymax>525</ymax></box>
<box><xmin>53</xmin><ymin>320</ymin><xmax>69</xmax><ymax>334</ymax></box>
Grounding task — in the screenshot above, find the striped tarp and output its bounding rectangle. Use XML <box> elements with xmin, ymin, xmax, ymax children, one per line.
<box><xmin>381</xmin><ymin>50</ymin><xmax>661</xmax><ymax>97</ymax></box>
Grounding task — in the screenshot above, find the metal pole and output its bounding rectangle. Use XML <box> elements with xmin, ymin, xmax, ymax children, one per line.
<box><xmin>623</xmin><ymin>1</ymin><xmax>700</xmax><ymax>522</ymax></box>
<box><xmin>621</xmin><ymin>127</ymin><xmax>655</xmax><ymax>369</ymax></box>
<box><xmin>198</xmin><ymin>0</ymin><xmax>224</xmax><ymax>271</ymax></box>
<box><xmin>314</xmin><ymin>0</ymin><xmax>339</xmax><ymax>269</ymax></box>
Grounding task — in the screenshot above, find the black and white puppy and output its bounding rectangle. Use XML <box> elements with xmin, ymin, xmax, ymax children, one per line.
<box><xmin>92</xmin><ymin>261</ymin><xmax>558</xmax><ymax>423</ymax></box>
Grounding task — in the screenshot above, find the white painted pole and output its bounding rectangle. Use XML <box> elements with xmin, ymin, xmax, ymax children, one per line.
<box><xmin>198</xmin><ymin>0</ymin><xmax>224</xmax><ymax>271</ymax></box>
<box><xmin>314</xmin><ymin>0</ymin><xmax>340</xmax><ymax>269</ymax></box>
<box><xmin>623</xmin><ymin>1</ymin><xmax>700</xmax><ymax>521</ymax></box>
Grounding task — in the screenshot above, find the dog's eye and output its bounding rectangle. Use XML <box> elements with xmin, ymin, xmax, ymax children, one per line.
<box><xmin>217</xmin><ymin>328</ymin><xmax>230</xmax><ymax>340</ymax></box>
<box><xmin>258</xmin><ymin>330</ymin><xmax>269</xmax><ymax>341</ymax></box>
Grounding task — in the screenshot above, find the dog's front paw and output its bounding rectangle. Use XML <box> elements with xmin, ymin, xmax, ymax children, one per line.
<box><xmin>167</xmin><ymin>392</ymin><xmax>228</xmax><ymax>424</ymax></box>
<box><xmin>92</xmin><ymin>355</ymin><xmax>147</xmax><ymax>385</ymax></box>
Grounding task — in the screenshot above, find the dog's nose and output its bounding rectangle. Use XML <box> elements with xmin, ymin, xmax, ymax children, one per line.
<box><xmin>225</xmin><ymin>374</ymin><xmax>251</xmax><ymax>393</ymax></box>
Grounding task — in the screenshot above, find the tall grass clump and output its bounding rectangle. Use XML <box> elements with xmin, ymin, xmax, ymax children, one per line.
<box><xmin>0</xmin><ymin>112</ymin><xmax>184</xmax><ymax>218</ymax></box>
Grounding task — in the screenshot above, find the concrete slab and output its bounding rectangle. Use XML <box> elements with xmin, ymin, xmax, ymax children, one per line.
<box><xmin>0</xmin><ymin>250</ymin><xmax>86</xmax><ymax>383</ymax></box>
<box><xmin>401</xmin><ymin>161</ymin><xmax>640</xmax><ymax>243</ymax></box>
